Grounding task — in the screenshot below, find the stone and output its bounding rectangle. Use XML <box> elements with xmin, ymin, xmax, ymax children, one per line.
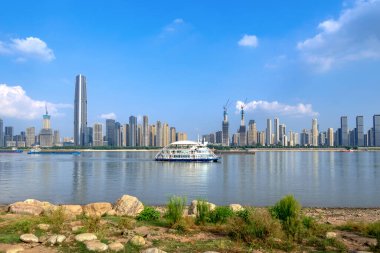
<box><xmin>20</xmin><ymin>233</ymin><xmax>39</xmax><ymax>243</ymax></box>
<box><xmin>37</xmin><ymin>223</ymin><xmax>50</xmax><ymax>231</ymax></box>
<box><xmin>47</xmin><ymin>234</ymin><xmax>66</xmax><ymax>245</ymax></box>
<box><xmin>83</xmin><ymin>202</ymin><xmax>112</xmax><ymax>217</ymax></box>
<box><xmin>8</xmin><ymin>202</ymin><xmax>44</xmax><ymax>216</ymax></box>
<box><xmin>326</xmin><ymin>231</ymin><xmax>337</xmax><ymax>239</ymax></box>
<box><xmin>75</xmin><ymin>233</ymin><xmax>97</xmax><ymax>242</ymax></box>
<box><xmin>113</xmin><ymin>195</ymin><xmax>144</xmax><ymax>217</ymax></box>
<box><xmin>106</xmin><ymin>209</ymin><xmax>116</xmax><ymax>216</ymax></box>
<box><xmin>5</xmin><ymin>245</ymin><xmax>24</xmax><ymax>253</ymax></box>
<box><xmin>61</xmin><ymin>204</ymin><xmax>83</xmax><ymax>218</ymax></box>
<box><xmin>188</xmin><ymin>200</ymin><xmax>216</xmax><ymax>215</ymax></box>
<box><xmin>141</xmin><ymin>248</ymin><xmax>167</xmax><ymax>253</ymax></box>
<box><xmin>229</xmin><ymin>204</ymin><xmax>244</xmax><ymax>212</ymax></box>
<box><xmin>85</xmin><ymin>240</ymin><xmax>108</xmax><ymax>252</ymax></box>
<box><xmin>72</xmin><ymin>225</ymin><xmax>85</xmax><ymax>232</ymax></box>
<box><xmin>108</xmin><ymin>242</ymin><xmax>124</xmax><ymax>252</ymax></box>
<box><xmin>23</xmin><ymin>199</ymin><xmax>57</xmax><ymax>213</ymax></box>
<box><xmin>129</xmin><ymin>235</ymin><xmax>145</xmax><ymax>246</ymax></box>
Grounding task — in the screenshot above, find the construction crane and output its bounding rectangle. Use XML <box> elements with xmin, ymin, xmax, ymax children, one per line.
<box><xmin>223</xmin><ymin>99</ymin><xmax>230</xmax><ymax>122</ymax></box>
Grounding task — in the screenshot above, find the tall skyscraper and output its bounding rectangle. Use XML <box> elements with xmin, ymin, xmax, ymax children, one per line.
<box><xmin>279</xmin><ymin>124</ymin><xmax>286</xmax><ymax>145</ymax></box>
<box><xmin>170</xmin><ymin>127</ymin><xmax>176</xmax><ymax>143</ymax></box>
<box><xmin>356</xmin><ymin>116</ymin><xmax>364</xmax><ymax>146</ymax></box>
<box><xmin>222</xmin><ymin>105</ymin><xmax>229</xmax><ymax>146</ymax></box>
<box><xmin>374</xmin><ymin>115</ymin><xmax>380</xmax><ymax>147</ymax></box>
<box><xmin>215</xmin><ymin>131</ymin><xmax>223</xmax><ymax>144</ymax></box>
<box><xmin>39</xmin><ymin>108</ymin><xmax>53</xmax><ymax>147</ymax></box>
<box><xmin>266</xmin><ymin>119</ymin><xmax>272</xmax><ymax>146</ymax></box>
<box><xmin>274</xmin><ymin>117</ymin><xmax>280</xmax><ymax>145</ymax></box>
<box><xmin>93</xmin><ymin>123</ymin><xmax>103</xmax><ymax>147</ymax></box>
<box><xmin>53</xmin><ymin>130</ymin><xmax>61</xmax><ymax>145</ymax></box>
<box><xmin>327</xmin><ymin>128</ymin><xmax>334</xmax><ymax>147</ymax></box>
<box><xmin>115</xmin><ymin>122</ymin><xmax>121</xmax><ymax>147</ymax></box>
<box><xmin>312</xmin><ymin>118</ymin><xmax>318</xmax><ymax>146</ymax></box>
<box><xmin>74</xmin><ymin>74</ymin><xmax>87</xmax><ymax>146</ymax></box>
<box><xmin>162</xmin><ymin>123</ymin><xmax>170</xmax><ymax>147</ymax></box>
<box><xmin>150</xmin><ymin>125</ymin><xmax>156</xmax><ymax>146</ymax></box>
<box><xmin>4</xmin><ymin>126</ymin><xmax>13</xmax><ymax>146</ymax></box>
<box><xmin>143</xmin><ymin>116</ymin><xmax>149</xmax><ymax>146</ymax></box>
<box><xmin>129</xmin><ymin>116</ymin><xmax>137</xmax><ymax>147</ymax></box>
<box><xmin>238</xmin><ymin>106</ymin><xmax>246</xmax><ymax>146</ymax></box>
<box><xmin>122</xmin><ymin>124</ymin><xmax>129</xmax><ymax>147</ymax></box>
<box><xmin>247</xmin><ymin>120</ymin><xmax>257</xmax><ymax>146</ymax></box>
<box><xmin>106</xmin><ymin>119</ymin><xmax>116</xmax><ymax>146</ymax></box>
<box><xmin>0</xmin><ymin>118</ymin><xmax>3</xmax><ymax>147</ymax></box>
<box><xmin>340</xmin><ymin>116</ymin><xmax>348</xmax><ymax>146</ymax></box>
<box><xmin>26</xmin><ymin>127</ymin><xmax>35</xmax><ymax>147</ymax></box>
<box><xmin>156</xmin><ymin>121</ymin><xmax>162</xmax><ymax>147</ymax></box>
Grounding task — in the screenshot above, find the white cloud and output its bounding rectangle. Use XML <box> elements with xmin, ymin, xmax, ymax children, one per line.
<box><xmin>100</xmin><ymin>113</ymin><xmax>117</xmax><ymax>120</ymax></box>
<box><xmin>297</xmin><ymin>0</ymin><xmax>380</xmax><ymax>71</ymax></box>
<box><xmin>163</xmin><ymin>18</ymin><xmax>185</xmax><ymax>33</ymax></box>
<box><xmin>0</xmin><ymin>37</ymin><xmax>55</xmax><ymax>62</ymax></box>
<box><xmin>236</xmin><ymin>100</ymin><xmax>318</xmax><ymax>117</ymax></box>
<box><xmin>238</xmin><ymin>34</ymin><xmax>259</xmax><ymax>48</ymax></box>
<box><xmin>0</xmin><ymin>84</ymin><xmax>71</xmax><ymax>120</ymax></box>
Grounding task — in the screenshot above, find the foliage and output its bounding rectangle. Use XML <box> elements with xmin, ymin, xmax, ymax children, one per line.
<box><xmin>42</xmin><ymin>207</ymin><xmax>66</xmax><ymax>233</ymax></box>
<box><xmin>195</xmin><ymin>199</ymin><xmax>211</xmax><ymax>225</ymax></box>
<box><xmin>165</xmin><ymin>196</ymin><xmax>187</xmax><ymax>226</ymax></box>
<box><xmin>367</xmin><ymin>221</ymin><xmax>380</xmax><ymax>250</ymax></box>
<box><xmin>137</xmin><ymin>206</ymin><xmax>160</xmax><ymax>221</ymax></box>
<box><xmin>208</xmin><ymin>206</ymin><xmax>234</xmax><ymax>224</ymax></box>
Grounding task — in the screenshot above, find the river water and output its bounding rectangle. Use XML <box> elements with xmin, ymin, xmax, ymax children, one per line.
<box><xmin>0</xmin><ymin>151</ymin><xmax>379</xmax><ymax>207</ymax></box>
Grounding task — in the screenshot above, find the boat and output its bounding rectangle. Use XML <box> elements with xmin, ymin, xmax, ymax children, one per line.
<box><xmin>27</xmin><ymin>147</ymin><xmax>81</xmax><ymax>155</ymax></box>
<box><xmin>0</xmin><ymin>147</ymin><xmax>23</xmax><ymax>153</ymax></box>
<box><xmin>155</xmin><ymin>140</ymin><xmax>220</xmax><ymax>162</ymax></box>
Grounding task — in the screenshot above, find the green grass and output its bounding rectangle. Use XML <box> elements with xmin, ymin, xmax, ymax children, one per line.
<box><xmin>0</xmin><ymin>233</ymin><xmax>20</xmax><ymax>244</ymax></box>
<box><xmin>195</xmin><ymin>199</ymin><xmax>210</xmax><ymax>225</ymax></box>
<box><xmin>165</xmin><ymin>196</ymin><xmax>186</xmax><ymax>226</ymax></box>
<box><xmin>136</xmin><ymin>206</ymin><xmax>161</xmax><ymax>221</ymax></box>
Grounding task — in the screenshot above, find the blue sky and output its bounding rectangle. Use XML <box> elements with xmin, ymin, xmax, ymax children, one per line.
<box><xmin>0</xmin><ymin>0</ymin><xmax>379</xmax><ymax>138</ymax></box>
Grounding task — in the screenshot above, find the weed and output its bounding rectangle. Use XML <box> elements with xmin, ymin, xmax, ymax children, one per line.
<box><xmin>165</xmin><ymin>195</ymin><xmax>186</xmax><ymax>226</ymax></box>
<box><xmin>209</xmin><ymin>206</ymin><xmax>235</xmax><ymax>224</ymax></box>
<box><xmin>42</xmin><ymin>207</ymin><xmax>66</xmax><ymax>233</ymax></box>
<box><xmin>196</xmin><ymin>199</ymin><xmax>210</xmax><ymax>225</ymax></box>
<box><xmin>136</xmin><ymin>206</ymin><xmax>160</xmax><ymax>221</ymax></box>
<box><xmin>367</xmin><ymin>221</ymin><xmax>380</xmax><ymax>251</ymax></box>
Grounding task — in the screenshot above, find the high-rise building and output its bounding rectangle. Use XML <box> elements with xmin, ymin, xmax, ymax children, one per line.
<box><xmin>222</xmin><ymin>106</ymin><xmax>229</xmax><ymax>146</ymax></box>
<box><xmin>4</xmin><ymin>126</ymin><xmax>13</xmax><ymax>145</ymax></box>
<box><xmin>39</xmin><ymin>108</ymin><xmax>53</xmax><ymax>147</ymax></box>
<box><xmin>327</xmin><ymin>128</ymin><xmax>334</xmax><ymax>147</ymax></box>
<box><xmin>74</xmin><ymin>74</ymin><xmax>87</xmax><ymax>146</ymax></box>
<box><xmin>122</xmin><ymin>124</ymin><xmax>129</xmax><ymax>147</ymax></box>
<box><xmin>26</xmin><ymin>127</ymin><xmax>35</xmax><ymax>147</ymax></box>
<box><xmin>137</xmin><ymin>124</ymin><xmax>143</xmax><ymax>146</ymax></box>
<box><xmin>232</xmin><ymin>133</ymin><xmax>239</xmax><ymax>146</ymax></box>
<box><xmin>368</xmin><ymin>128</ymin><xmax>374</xmax><ymax>147</ymax></box>
<box><xmin>106</xmin><ymin>119</ymin><xmax>116</xmax><ymax>146</ymax></box>
<box><xmin>355</xmin><ymin>116</ymin><xmax>364</xmax><ymax>146</ymax></box>
<box><xmin>247</xmin><ymin>120</ymin><xmax>257</xmax><ymax>146</ymax></box>
<box><xmin>53</xmin><ymin>130</ymin><xmax>60</xmax><ymax>146</ymax></box>
<box><xmin>215</xmin><ymin>131</ymin><xmax>223</xmax><ymax>144</ymax></box>
<box><xmin>0</xmin><ymin>118</ymin><xmax>3</xmax><ymax>147</ymax></box>
<box><xmin>170</xmin><ymin>127</ymin><xmax>176</xmax><ymax>143</ymax></box>
<box><xmin>129</xmin><ymin>116</ymin><xmax>137</xmax><ymax>147</ymax></box>
<box><xmin>266</xmin><ymin>119</ymin><xmax>272</xmax><ymax>146</ymax></box>
<box><xmin>258</xmin><ymin>131</ymin><xmax>266</xmax><ymax>146</ymax></box>
<box><xmin>274</xmin><ymin>117</ymin><xmax>280</xmax><ymax>145</ymax></box>
<box><xmin>176</xmin><ymin>132</ymin><xmax>187</xmax><ymax>141</ymax></box>
<box><xmin>340</xmin><ymin>116</ymin><xmax>348</xmax><ymax>146</ymax></box>
<box><xmin>162</xmin><ymin>123</ymin><xmax>170</xmax><ymax>147</ymax></box>
<box><xmin>374</xmin><ymin>115</ymin><xmax>380</xmax><ymax>147</ymax></box>
<box><xmin>150</xmin><ymin>125</ymin><xmax>156</xmax><ymax>146</ymax></box>
<box><xmin>238</xmin><ymin>106</ymin><xmax>246</xmax><ymax>146</ymax></box>
<box><xmin>93</xmin><ymin>123</ymin><xmax>103</xmax><ymax>147</ymax></box>
<box><xmin>156</xmin><ymin>121</ymin><xmax>162</xmax><ymax>147</ymax></box>
<box><xmin>312</xmin><ymin>118</ymin><xmax>318</xmax><ymax>146</ymax></box>
<box><xmin>115</xmin><ymin>122</ymin><xmax>121</xmax><ymax>147</ymax></box>
<box><xmin>143</xmin><ymin>116</ymin><xmax>149</xmax><ymax>146</ymax></box>
<box><xmin>279</xmin><ymin>124</ymin><xmax>286</xmax><ymax>145</ymax></box>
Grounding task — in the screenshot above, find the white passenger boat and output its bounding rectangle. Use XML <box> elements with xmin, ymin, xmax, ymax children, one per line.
<box><xmin>155</xmin><ymin>140</ymin><xmax>220</xmax><ymax>162</ymax></box>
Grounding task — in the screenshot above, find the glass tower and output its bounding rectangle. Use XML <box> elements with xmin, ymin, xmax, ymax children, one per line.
<box><xmin>74</xmin><ymin>74</ymin><xmax>87</xmax><ymax>146</ymax></box>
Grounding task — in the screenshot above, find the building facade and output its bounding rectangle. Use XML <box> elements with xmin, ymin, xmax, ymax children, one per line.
<box><xmin>74</xmin><ymin>74</ymin><xmax>88</xmax><ymax>146</ymax></box>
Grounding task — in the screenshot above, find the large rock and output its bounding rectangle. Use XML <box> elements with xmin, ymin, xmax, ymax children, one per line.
<box><xmin>8</xmin><ymin>202</ymin><xmax>44</xmax><ymax>216</ymax></box>
<box><xmin>75</xmin><ymin>233</ymin><xmax>97</xmax><ymax>242</ymax></box>
<box><xmin>188</xmin><ymin>200</ymin><xmax>216</xmax><ymax>215</ymax></box>
<box><xmin>37</xmin><ymin>223</ymin><xmax>50</xmax><ymax>231</ymax></box>
<box><xmin>85</xmin><ymin>240</ymin><xmax>108</xmax><ymax>252</ymax></box>
<box><xmin>141</xmin><ymin>248</ymin><xmax>167</xmax><ymax>253</ymax></box>
<box><xmin>108</xmin><ymin>242</ymin><xmax>124</xmax><ymax>252</ymax></box>
<box><xmin>23</xmin><ymin>199</ymin><xmax>57</xmax><ymax>213</ymax></box>
<box><xmin>229</xmin><ymin>204</ymin><xmax>244</xmax><ymax>212</ymax></box>
<box><xmin>20</xmin><ymin>233</ymin><xmax>39</xmax><ymax>243</ymax></box>
<box><xmin>47</xmin><ymin>234</ymin><xmax>66</xmax><ymax>245</ymax></box>
<box><xmin>113</xmin><ymin>195</ymin><xmax>144</xmax><ymax>217</ymax></box>
<box><xmin>129</xmin><ymin>235</ymin><xmax>145</xmax><ymax>246</ymax></box>
<box><xmin>61</xmin><ymin>204</ymin><xmax>83</xmax><ymax>218</ymax></box>
<box><xmin>83</xmin><ymin>202</ymin><xmax>112</xmax><ymax>217</ymax></box>
<box><xmin>5</xmin><ymin>245</ymin><xmax>24</xmax><ymax>253</ymax></box>
<box><xmin>326</xmin><ymin>231</ymin><xmax>337</xmax><ymax>239</ymax></box>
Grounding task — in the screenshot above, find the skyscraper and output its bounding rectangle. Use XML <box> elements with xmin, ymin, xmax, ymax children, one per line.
<box><xmin>0</xmin><ymin>118</ymin><xmax>3</xmax><ymax>147</ymax></box>
<box><xmin>327</xmin><ymin>128</ymin><xmax>334</xmax><ymax>147</ymax></box>
<box><xmin>150</xmin><ymin>125</ymin><xmax>156</xmax><ymax>146</ymax></box>
<box><xmin>93</xmin><ymin>123</ymin><xmax>103</xmax><ymax>147</ymax></box>
<box><xmin>274</xmin><ymin>117</ymin><xmax>280</xmax><ymax>145</ymax></box>
<box><xmin>129</xmin><ymin>116</ymin><xmax>137</xmax><ymax>147</ymax></box>
<box><xmin>374</xmin><ymin>115</ymin><xmax>380</xmax><ymax>147</ymax></box>
<box><xmin>115</xmin><ymin>122</ymin><xmax>121</xmax><ymax>147</ymax></box>
<box><xmin>4</xmin><ymin>126</ymin><xmax>13</xmax><ymax>146</ymax></box>
<box><xmin>39</xmin><ymin>108</ymin><xmax>53</xmax><ymax>147</ymax></box>
<box><xmin>222</xmin><ymin>106</ymin><xmax>229</xmax><ymax>146</ymax></box>
<box><xmin>312</xmin><ymin>118</ymin><xmax>318</xmax><ymax>146</ymax></box>
<box><xmin>356</xmin><ymin>116</ymin><xmax>364</xmax><ymax>146</ymax></box>
<box><xmin>74</xmin><ymin>74</ymin><xmax>87</xmax><ymax>146</ymax></box>
<box><xmin>143</xmin><ymin>116</ymin><xmax>149</xmax><ymax>146</ymax></box>
<box><xmin>247</xmin><ymin>120</ymin><xmax>257</xmax><ymax>146</ymax></box>
<box><xmin>106</xmin><ymin>119</ymin><xmax>116</xmax><ymax>146</ymax></box>
<box><xmin>266</xmin><ymin>119</ymin><xmax>272</xmax><ymax>146</ymax></box>
<box><xmin>162</xmin><ymin>123</ymin><xmax>170</xmax><ymax>147</ymax></box>
<box><xmin>238</xmin><ymin>106</ymin><xmax>246</xmax><ymax>146</ymax></box>
<box><xmin>340</xmin><ymin>116</ymin><xmax>348</xmax><ymax>146</ymax></box>
<box><xmin>26</xmin><ymin>127</ymin><xmax>35</xmax><ymax>147</ymax></box>
<box><xmin>170</xmin><ymin>127</ymin><xmax>176</xmax><ymax>143</ymax></box>
<box><xmin>156</xmin><ymin>121</ymin><xmax>162</xmax><ymax>147</ymax></box>
<box><xmin>279</xmin><ymin>124</ymin><xmax>286</xmax><ymax>145</ymax></box>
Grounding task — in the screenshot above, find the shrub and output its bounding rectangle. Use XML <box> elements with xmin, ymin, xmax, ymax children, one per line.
<box><xmin>137</xmin><ymin>206</ymin><xmax>160</xmax><ymax>221</ymax></box>
<box><xmin>165</xmin><ymin>196</ymin><xmax>186</xmax><ymax>226</ymax></box>
<box><xmin>367</xmin><ymin>221</ymin><xmax>380</xmax><ymax>250</ymax></box>
<box><xmin>195</xmin><ymin>199</ymin><xmax>210</xmax><ymax>225</ymax></box>
<box><xmin>209</xmin><ymin>206</ymin><xmax>234</xmax><ymax>224</ymax></box>
<box><xmin>43</xmin><ymin>207</ymin><xmax>66</xmax><ymax>233</ymax></box>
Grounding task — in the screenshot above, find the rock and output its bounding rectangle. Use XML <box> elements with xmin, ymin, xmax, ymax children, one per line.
<box><xmin>188</xmin><ymin>200</ymin><xmax>216</xmax><ymax>215</ymax></box>
<box><xmin>47</xmin><ymin>235</ymin><xmax>66</xmax><ymax>245</ymax></box>
<box><xmin>20</xmin><ymin>233</ymin><xmax>39</xmax><ymax>243</ymax></box>
<box><xmin>75</xmin><ymin>233</ymin><xmax>97</xmax><ymax>242</ymax></box>
<box><xmin>106</xmin><ymin>209</ymin><xmax>116</xmax><ymax>216</ymax></box>
<box><xmin>129</xmin><ymin>235</ymin><xmax>145</xmax><ymax>246</ymax></box>
<box><xmin>326</xmin><ymin>231</ymin><xmax>337</xmax><ymax>239</ymax></box>
<box><xmin>39</xmin><ymin>235</ymin><xmax>49</xmax><ymax>243</ymax></box>
<box><xmin>37</xmin><ymin>223</ymin><xmax>50</xmax><ymax>231</ymax></box>
<box><xmin>85</xmin><ymin>240</ymin><xmax>108</xmax><ymax>252</ymax></box>
<box><xmin>8</xmin><ymin>202</ymin><xmax>44</xmax><ymax>216</ymax></box>
<box><xmin>61</xmin><ymin>204</ymin><xmax>83</xmax><ymax>218</ymax></box>
<box><xmin>141</xmin><ymin>248</ymin><xmax>167</xmax><ymax>253</ymax></box>
<box><xmin>23</xmin><ymin>199</ymin><xmax>57</xmax><ymax>213</ymax></box>
<box><xmin>229</xmin><ymin>204</ymin><xmax>244</xmax><ymax>212</ymax></box>
<box><xmin>72</xmin><ymin>225</ymin><xmax>85</xmax><ymax>232</ymax></box>
<box><xmin>5</xmin><ymin>245</ymin><xmax>24</xmax><ymax>253</ymax></box>
<box><xmin>113</xmin><ymin>195</ymin><xmax>144</xmax><ymax>217</ymax></box>
<box><xmin>83</xmin><ymin>202</ymin><xmax>112</xmax><ymax>217</ymax></box>
<box><xmin>108</xmin><ymin>242</ymin><xmax>124</xmax><ymax>252</ymax></box>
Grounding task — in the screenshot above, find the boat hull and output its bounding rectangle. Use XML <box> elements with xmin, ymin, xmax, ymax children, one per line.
<box><xmin>0</xmin><ymin>150</ymin><xmax>23</xmax><ymax>153</ymax></box>
<box><xmin>27</xmin><ymin>151</ymin><xmax>81</xmax><ymax>155</ymax></box>
<box><xmin>155</xmin><ymin>158</ymin><xmax>219</xmax><ymax>162</ymax></box>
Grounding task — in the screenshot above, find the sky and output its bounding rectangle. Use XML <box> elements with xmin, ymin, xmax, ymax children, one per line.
<box><xmin>0</xmin><ymin>0</ymin><xmax>380</xmax><ymax>139</ymax></box>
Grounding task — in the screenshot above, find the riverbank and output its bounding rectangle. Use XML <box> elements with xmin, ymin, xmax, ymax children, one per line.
<box><xmin>0</xmin><ymin>195</ymin><xmax>379</xmax><ymax>253</ymax></box>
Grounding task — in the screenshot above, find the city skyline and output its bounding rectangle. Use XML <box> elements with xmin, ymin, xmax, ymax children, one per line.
<box><xmin>1</xmin><ymin>1</ymin><xmax>380</xmax><ymax>138</ymax></box>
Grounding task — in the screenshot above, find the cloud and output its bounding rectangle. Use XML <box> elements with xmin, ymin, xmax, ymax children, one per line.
<box><xmin>100</xmin><ymin>113</ymin><xmax>116</xmax><ymax>120</ymax></box>
<box><xmin>238</xmin><ymin>34</ymin><xmax>259</xmax><ymax>47</ymax></box>
<box><xmin>162</xmin><ymin>18</ymin><xmax>185</xmax><ymax>33</ymax></box>
<box><xmin>236</xmin><ymin>100</ymin><xmax>318</xmax><ymax>117</ymax></box>
<box><xmin>297</xmin><ymin>0</ymin><xmax>380</xmax><ymax>71</ymax></box>
<box><xmin>0</xmin><ymin>37</ymin><xmax>55</xmax><ymax>62</ymax></box>
<box><xmin>0</xmin><ymin>84</ymin><xmax>71</xmax><ymax>120</ymax></box>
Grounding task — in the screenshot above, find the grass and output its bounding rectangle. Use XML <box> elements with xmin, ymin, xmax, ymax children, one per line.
<box><xmin>136</xmin><ymin>206</ymin><xmax>161</xmax><ymax>221</ymax></box>
<box><xmin>41</xmin><ymin>207</ymin><xmax>66</xmax><ymax>233</ymax></box>
<box><xmin>165</xmin><ymin>196</ymin><xmax>186</xmax><ymax>226</ymax></box>
<box><xmin>195</xmin><ymin>199</ymin><xmax>210</xmax><ymax>225</ymax></box>
<box><xmin>209</xmin><ymin>206</ymin><xmax>235</xmax><ymax>224</ymax></box>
